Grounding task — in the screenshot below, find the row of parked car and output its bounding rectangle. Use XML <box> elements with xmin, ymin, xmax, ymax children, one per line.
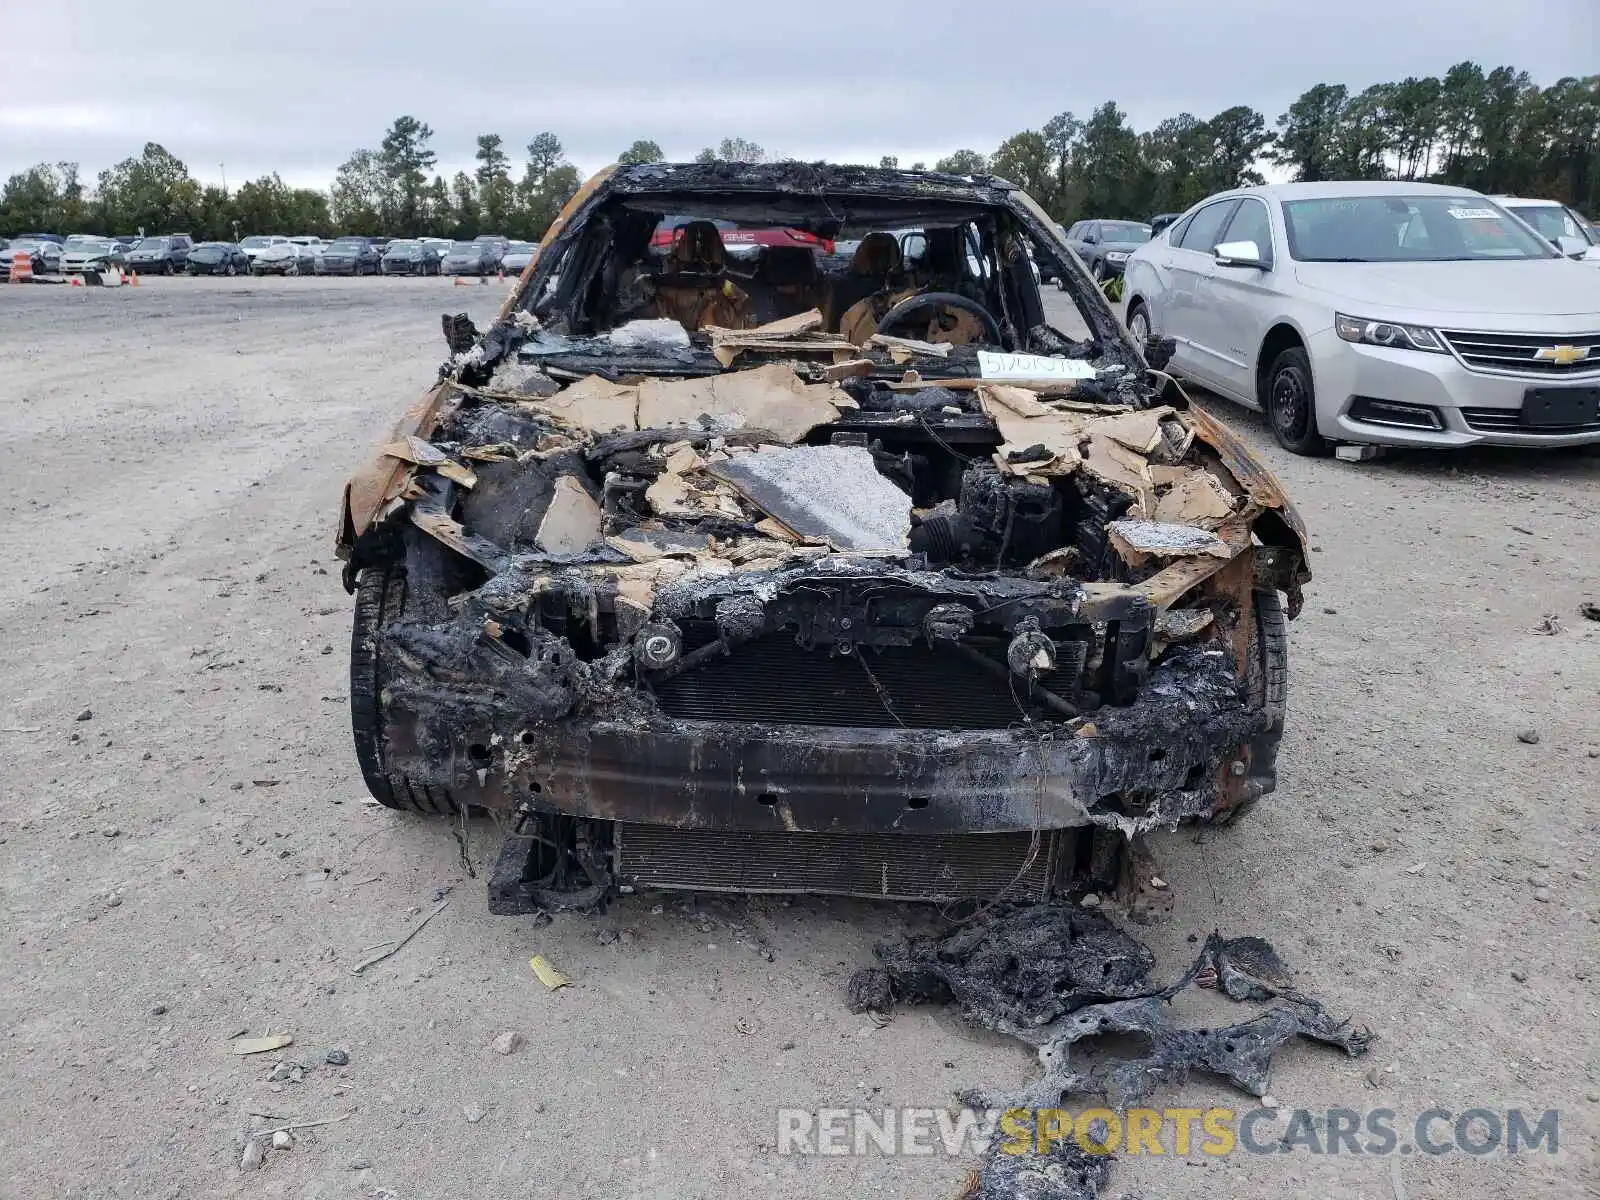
<box><xmin>0</xmin><ymin>232</ymin><xmax>539</xmax><ymax>279</ymax></box>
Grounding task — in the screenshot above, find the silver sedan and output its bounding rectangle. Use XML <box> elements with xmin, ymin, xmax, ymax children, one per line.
<box><xmin>1123</xmin><ymin>181</ymin><xmax>1600</xmax><ymax>453</ymax></box>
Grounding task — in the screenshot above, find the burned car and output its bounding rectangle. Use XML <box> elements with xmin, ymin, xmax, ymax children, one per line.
<box><xmin>336</xmin><ymin>163</ymin><xmax>1310</xmax><ymax>910</ymax></box>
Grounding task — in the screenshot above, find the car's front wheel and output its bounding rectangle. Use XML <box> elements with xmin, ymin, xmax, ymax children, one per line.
<box><xmin>1264</xmin><ymin>346</ymin><xmax>1328</xmax><ymax>455</ymax></box>
<box><xmin>350</xmin><ymin>562</ymin><xmax>461</xmax><ymax>815</ymax></box>
<box><xmin>1126</xmin><ymin>302</ymin><xmax>1151</xmax><ymax>344</ymax></box>
<box><xmin>1209</xmin><ymin>587</ymin><xmax>1288</xmax><ymax>826</ymax></box>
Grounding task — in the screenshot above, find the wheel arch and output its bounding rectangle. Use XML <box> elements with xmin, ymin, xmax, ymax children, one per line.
<box><xmin>1255</xmin><ymin>321</ymin><xmax>1309</xmax><ymax>405</ymax></box>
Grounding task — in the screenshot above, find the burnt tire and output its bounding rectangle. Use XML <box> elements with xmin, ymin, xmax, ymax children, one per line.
<box><xmin>1213</xmin><ymin>587</ymin><xmax>1288</xmax><ymax>827</ymax></box>
<box><xmin>1264</xmin><ymin>346</ymin><xmax>1328</xmax><ymax>456</ymax></box>
<box><xmin>350</xmin><ymin>563</ymin><xmax>460</xmax><ymax>816</ymax></box>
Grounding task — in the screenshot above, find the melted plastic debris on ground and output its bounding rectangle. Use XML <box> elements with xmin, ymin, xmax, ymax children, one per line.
<box><xmin>956</xmin><ymin>1138</ymin><xmax>1112</xmax><ymax>1200</ymax></box>
<box><xmin>849</xmin><ymin>905</ymin><xmax>1372</xmax><ymax>1200</ymax></box>
<box><xmin>846</xmin><ymin>906</ymin><xmax>1155</xmax><ymax>1023</ymax></box>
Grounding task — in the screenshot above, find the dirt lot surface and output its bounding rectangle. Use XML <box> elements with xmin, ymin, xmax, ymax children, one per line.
<box><xmin>1</xmin><ymin>276</ymin><xmax>1595</xmax><ymax>1199</ymax></box>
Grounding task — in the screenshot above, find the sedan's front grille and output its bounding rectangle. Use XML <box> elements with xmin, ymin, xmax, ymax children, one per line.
<box><xmin>615</xmin><ymin>825</ymin><xmax>1070</xmax><ymax>901</ymax></box>
<box><xmin>1439</xmin><ymin>329</ymin><xmax>1600</xmax><ymax>376</ymax></box>
<box><xmin>1460</xmin><ymin>407</ymin><xmax>1600</xmax><ymax>434</ymax></box>
<box><xmin>652</xmin><ymin>635</ymin><xmax>1045</xmax><ymax>729</ymax></box>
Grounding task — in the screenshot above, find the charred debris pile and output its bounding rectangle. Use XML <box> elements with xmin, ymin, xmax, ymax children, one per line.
<box><xmin>377</xmin><ymin>312</ymin><xmax>1295</xmax><ymax>728</ymax></box>
<box><xmin>849</xmin><ymin>904</ymin><xmax>1372</xmax><ymax>1200</ymax></box>
<box><xmin>337</xmin><ymin>303</ymin><xmax>1310</xmax><ymax>845</ymax></box>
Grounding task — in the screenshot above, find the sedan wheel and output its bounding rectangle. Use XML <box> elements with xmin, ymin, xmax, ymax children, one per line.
<box><xmin>1265</xmin><ymin>346</ymin><xmax>1329</xmax><ymax>456</ymax></box>
<box><xmin>163</xmin><ymin>261</ymin><xmax>174</xmax><ymax>276</ymax></box>
<box><xmin>1127</xmin><ymin>306</ymin><xmax>1150</xmax><ymax>344</ymax></box>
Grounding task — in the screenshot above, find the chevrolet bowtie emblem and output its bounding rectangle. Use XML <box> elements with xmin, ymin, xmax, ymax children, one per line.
<box><xmin>1534</xmin><ymin>344</ymin><xmax>1590</xmax><ymax>366</ymax></box>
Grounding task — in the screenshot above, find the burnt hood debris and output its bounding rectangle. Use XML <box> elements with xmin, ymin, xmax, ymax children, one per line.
<box><xmin>849</xmin><ymin>904</ymin><xmax>1372</xmax><ymax>1200</ymax></box>
<box><xmin>336</xmin><ymin>163</ymin><xmax>1313</xmax><ymax>911</ymax></box>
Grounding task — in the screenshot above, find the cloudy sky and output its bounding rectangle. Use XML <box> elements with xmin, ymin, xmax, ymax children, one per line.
<box><xmin>4</xmin><ymin>0</ymin><xmax>1595</xmax><ymax>190</ymax></box>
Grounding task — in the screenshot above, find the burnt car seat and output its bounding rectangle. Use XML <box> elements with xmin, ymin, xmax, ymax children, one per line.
<box><xmin>823</xmin><ymin>233</ymin><xmax>902</xmax><ymax>330</ymax></box>
<box><xmin>827</xmin><ymin>232</ymin><xmax>920</xmax><ymax>343</ymax></box>
<box><xmin>667</xmin><ymin>220</ymin><xmax>727</xmax><ymax>274</ymax></box>
<box><xmin>650</xmin><ymin>220</ymin><xmax>754</xmax><ymax>331</ymax></box>
<box><xmin>747</xmin><ymin>246</ymin><xmax>822</xmax><ymax>324</ymax></box>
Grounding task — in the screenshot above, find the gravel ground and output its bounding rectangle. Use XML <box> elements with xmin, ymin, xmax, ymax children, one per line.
<box><xmin>1</xmin><ymin>275</ymin><xmax>1595</xmax><ymax>1199</ymax></box>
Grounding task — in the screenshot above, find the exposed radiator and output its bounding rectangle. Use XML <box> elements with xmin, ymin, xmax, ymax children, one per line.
<box><xmin>651</xmin><ymin>635</ymin><xmax>1041</xmax><ymax>729</ymax></box>
<box><xmin>614</xmin><ymin>823</ymin><xmax>1071</xmax><ymax>902</ymax></box>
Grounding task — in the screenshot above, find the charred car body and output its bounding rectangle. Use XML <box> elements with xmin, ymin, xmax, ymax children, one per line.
<box><xmin>337</xmin><ymin>163</ymin><xmax>1310</xmax><ymax>910</ymax></box>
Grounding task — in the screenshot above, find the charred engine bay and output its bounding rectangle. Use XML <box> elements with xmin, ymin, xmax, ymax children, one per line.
<box><xmin>346</xmin><ymin>316</ymin><xmax>1306</xmax><ymax>843</ymax></box>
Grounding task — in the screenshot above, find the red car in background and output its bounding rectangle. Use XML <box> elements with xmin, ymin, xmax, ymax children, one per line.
<box><xmin>650</xmin><ymin>215</ymin><xmax>833</xmax><ymax>259</ymax></box>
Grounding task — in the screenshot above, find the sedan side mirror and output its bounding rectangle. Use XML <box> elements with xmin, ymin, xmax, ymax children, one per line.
<box><xmin>1555</xmin><ymin>234</ymin><xmax>1589</xmax><ymax>259</ymax></box>
<box><xmin>1214</xmin><ymin>240</ymin><xmax>1270</xmax><ymax>270</ymax></box>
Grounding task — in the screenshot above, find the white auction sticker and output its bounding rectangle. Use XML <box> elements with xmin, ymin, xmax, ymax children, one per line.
<box><xmin>977</xmin><ymin>351</ymin><xmax>1098</xmax><ymax>381</ymax></box>
<box><xmin>1446</xmin><ymin>208</ymin><xmax>1498</xmax><ymax>220</ymax></box>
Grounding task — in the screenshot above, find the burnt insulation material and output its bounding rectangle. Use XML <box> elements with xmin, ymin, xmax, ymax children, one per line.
<box><xmin>850</xmin><ymin>907</ymin><xmax>1372</xmax><ymax>1200</ymax></box>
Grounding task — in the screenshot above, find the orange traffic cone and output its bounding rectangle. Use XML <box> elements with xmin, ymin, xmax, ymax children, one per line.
<box><xmin>69</xmin><ymin>275</ymin><xmax>83</xmax><ymax>287</ymax></box>
<box><xmin>497</xmin><ymin>266</ymin><xmax>505</xmax><ymax>281</ymax></box>
<box><xmin>128</xmin><ymin>267</ymin><xmax>139</xmax><ymax>287</ymax></box>
<box><xmin>9</xmin><ymin>252</ymin><xmax>33</xmax><ymax>284</ymax></box>
<box><xmin>453</xmin><ymin>276</ymin><xmax>467</xmax><ymax>287</ymax></box>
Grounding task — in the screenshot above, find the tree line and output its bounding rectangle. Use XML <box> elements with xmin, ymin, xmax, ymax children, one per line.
<box><xmin>2</xmin><ymin>62</ymin><xmax>1594</xmax><ymax>242</ymax></box>
<box><xmin>929</xmin><ymin>64</ymin><xmax>1597</xmax><ymax>222</ymax></box>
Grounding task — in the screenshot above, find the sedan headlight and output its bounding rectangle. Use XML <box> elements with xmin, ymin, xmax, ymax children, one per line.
<box><xmin>1106</xmin><ymin>251</ymin><xmax>1129</xmax><ymax>262</ymax></box>
<box><xmin>1335</xmin><ymin>313</ymin><xmax>1445</xmax><ymax>353</ymax></box>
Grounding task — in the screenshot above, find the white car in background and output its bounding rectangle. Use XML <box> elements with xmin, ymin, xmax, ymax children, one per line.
<box><xmin>61</xmin><ymin>236</ymin><xmax>126</xmax><ymax>274</ymax></box>
<box><xmin>1123</xmin><ymin>181</ymin><xmax>1600</xmax><ymax>453</ymax></box>
<box><xmin>238</xmin><ymin>235</ymin><xmax>292</xmax><ymax>263</ymax></box>
<box><xmin>251</xmin><ymin>240</ymin><xmax>310</xmax><ymax>275</ymax></box>
<box><xmin>1492</xmin><ymin>196</ymin><xmax>1600</xmax><ymax>267</ymax></box>
<box><xmin>500</xmin><ymin>240</ymin><xmax>538</xmax><ymax>273</ymax></box>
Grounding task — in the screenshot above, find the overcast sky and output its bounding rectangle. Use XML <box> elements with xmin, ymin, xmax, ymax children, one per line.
<box><xmin>4</xmin><ymin>0</ymin><xmax>1595</xmax><ymax>191</ymax></box>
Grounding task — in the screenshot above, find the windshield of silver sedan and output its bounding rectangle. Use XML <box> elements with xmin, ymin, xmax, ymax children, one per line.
<box><xmin>1507</xmin><ymin>204</ymin><xmax>1595</xmax><ymax>246</ymax></box>
<box><xmin>1283</xmin><ymin>196</ymin><xmax>1557</xmax><ymax>263</ymax></box>
<box><xmin>1100</xmin><ymin>221</ymin><xmax>1152</xmax><ymax>243</ymax></box>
